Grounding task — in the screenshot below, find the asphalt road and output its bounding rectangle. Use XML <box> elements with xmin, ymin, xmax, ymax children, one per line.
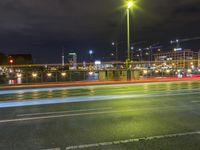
<box><xmin>0</xmin><ymin>81</ymin><xmax>200</xmax><ymax>150</ymax></box>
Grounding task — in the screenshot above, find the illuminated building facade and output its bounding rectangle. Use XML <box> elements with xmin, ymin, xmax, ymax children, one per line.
<box><xmin>154</xmin><ymin>50</ymin><xmax>200</xmax><ymax>69</ymax></box>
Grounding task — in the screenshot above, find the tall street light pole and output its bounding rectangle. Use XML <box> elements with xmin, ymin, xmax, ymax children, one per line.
<box><xmin>126</xmin><ymin>1</ymin><xmax>133</xmax><ymax>68</ymax></box>
<box><xmin>89</xmin><ymin>50</ymin><xmax>94</xmax><ymax>69</ymax></box>
<box><xmin>126</xmin><ymin>1</ymin><xmax>134</xmax><ymax>80</ymax></box>
<box><xmin>112</xmin><ymin>42</ymin><xmax>118</xmax><ymax>61</ymax></box>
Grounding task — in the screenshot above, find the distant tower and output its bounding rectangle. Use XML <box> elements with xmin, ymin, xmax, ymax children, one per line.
<box><xmin>68</xmin><ymin>53</ymin><xmax>77</xmax><ymax>70</ymax></box>
<box><xmin>62</xmin><ymin>49</ymin><xmax>65</xmax><ymax>66</ymax></box>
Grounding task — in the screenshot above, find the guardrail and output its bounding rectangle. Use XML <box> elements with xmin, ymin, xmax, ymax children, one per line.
<box><xmin>0</xmin><ymin>60</ymin><xmax>200</xmax><ymax>85</ymax></box>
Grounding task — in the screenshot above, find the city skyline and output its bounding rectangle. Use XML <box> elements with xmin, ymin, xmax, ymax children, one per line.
<box><xmin>0</xmin><ymin>0</ymin><xmax>200</xmax><ymax>63</ymax></box>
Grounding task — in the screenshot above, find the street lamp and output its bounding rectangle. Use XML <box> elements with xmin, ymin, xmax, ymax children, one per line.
<box><xmin>89</xmin><ymin>50</ymin><xmax>93</xmax><ymax>60</ymax></box>
<box><xmin>32</xmin><ymin>73</ymin><xmax>38</xmax><ymax>78</ymax></box>
<box><xmin>9</xmin><ymin>59</ymin><xmax>14</xmax><ymax>69</ymax></box>
<box><xmin>47</xmin><ymin>73</ymin><xmax>52</xmax><ymax>77</ymax></box>
<box><xmin>126</xmin><ymin>1</ymin><xmax>134</xmax><ymax>67</ymax></box>
<box><xmin>128</xmin><ymin>1</ymin><xmax>134</xmax><ymax>9</ymax></box>
<box><xmin>9</xmin><ymin>59</ymin><xmax>13</xmax><ymax>64</ymax></box>
<box><xmin>17</xmin><ymin>73</ymin><xmax>22</xmax><ymax>78</ymax></box>
<box><xmin>112</xmin><ymin>42</ymin><xmax>118</xmax><ymax>61</ymax></box>
<box><xmin>89</xmin><ymin>50</ymin><xmax>93</xmax><ymax>55</ymax></box>
<box><xmin>61</xmin><ymin>72</ymin><xmax>66</xmax><ymax>77</ymax></box>
<box><xmin>89</xmin><ymin>50</ymin><xmax>94</xmax><ymax>69</ymax></box>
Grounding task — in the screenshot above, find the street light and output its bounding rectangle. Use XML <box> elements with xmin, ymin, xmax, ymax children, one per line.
<box><xmin>32</xmin><ymin>73</ymin><xmax>38</xmax><ymax>78</ymax></box>
<box><xmin>89</xmin><ymin>50</ymin><xmax>93</xmax><ymax>55</ymax></box>
<box><xmin>17</xmin><ymin>73</ymin><xmax>22</xmax><ymax>78</ymax></box>
<box><xmin>143</xmin><ymin>70</ymin><xmax>148</xmax><ymax>74</ymax></box>
<box><xmin>128</xmin><ymin>1</ymin><xmax>134</xmax><ymax>9</ymax></box>
<box><xmin>9</xmin><ymin>59</ymin><xmax>13</xmax><ymax>64</ymax></box>
<box><xmin>126</xmin><ymin>0</ymin><xmax>135</xmax><ymax>80</ymax></box>
<box><xmin>61</xmin><ymin>72</ymin><xmax>66</xmax><ymax>77</ymax></box>
<box><xmin>126</xmin><ymin>1</ymin><xmax>135</xmax><ymax>64</ymax></box>
<box><xmin>89</xmin><ymin>50</ymin><xmax>94</xmax><ymax>69</ymax></box>
<box><xmin>166</xmin><ymin>70</ymin><xmax>171</xmax><ymax>73</ymax></box>
<box><xmin>111</xmin><ymin>42</ymin><xmax>119</xmax><ymax>61</ymax></box>
<box><xmin>9</xmin><ymin>59</ymin><xmax>14</xmax><ymax>69</ymax></box>
<box><xmin>47</xmin><ymin>73</ymin><xmax>52</xmax><ymax>77</ymax></box>
<box><xmin>89</xmin><ymin>50</ymin><xmax>94</xmax><ymax>60</ymax></box>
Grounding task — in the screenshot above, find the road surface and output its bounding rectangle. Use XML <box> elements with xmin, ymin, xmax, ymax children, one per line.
<box><xmin>0</xmin><ymin>81</ymin><xmax>200</xmax><ymax>150</ymax></box>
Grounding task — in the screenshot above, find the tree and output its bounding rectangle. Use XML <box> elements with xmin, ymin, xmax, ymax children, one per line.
<box><xmin>0</xmin><ymin>52</ymin><xmax>7</xmax><ymax>65</ymax></box>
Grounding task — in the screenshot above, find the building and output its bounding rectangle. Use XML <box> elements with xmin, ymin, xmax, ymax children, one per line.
<box><xmin>67</xmin><ymin>53</ymin><xmax>77</xmax><ymax>70</ymax></box>
<box><xmin>154</xmin><ymin>49</ymin><xmax>200</xmax><ymax>69</ymax></box>
<box><xmin>8</xmin><ymin>54</ymin><xmax>33</xmax><ymax>65</ymax></box>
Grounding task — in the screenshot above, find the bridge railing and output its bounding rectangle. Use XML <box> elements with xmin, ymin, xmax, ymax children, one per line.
<box><xmin>0</xmin><ymin>60</ymin><xmax>200</xmax><ymax>85</ymax></box>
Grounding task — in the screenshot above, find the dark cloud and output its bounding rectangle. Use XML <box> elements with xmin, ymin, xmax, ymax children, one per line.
<box><xmin>0</xmin><ymin>0</ymin><xmax>200</xmax><ymax>63</ymax></box>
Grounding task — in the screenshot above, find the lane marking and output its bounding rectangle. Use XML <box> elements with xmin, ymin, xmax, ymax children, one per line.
<box><xmin>42</xmin><ymin>148</ymin><xmax>60</xmax><ymax>150</ymax></box>
<box><xmin>0</xmin><ymin>109</ymin><xmax>133</xmax><ymax>124</ymax></box>
<box><xmin>192</xmin><ymin>101</ymin><xmax>200</xmax><ymax>103</ymax></box>
<box><xmin>17</xmin><ymin>107</ymin><xmax>112</xmax><ymax>117</ymax></box>
<box><xmin>0</xmin><ymin>105</ymin><xmax>192</xmax><ymax>124</ymax></box>
<box><xmin>65</xmin><ymin>131</ymin><xmax>200</xmax><ymax>150</ymax></box>
<box><xmin>0</xmin><ymin>91</ymin><xmax>200</xmax><ymax>108</ymax></box>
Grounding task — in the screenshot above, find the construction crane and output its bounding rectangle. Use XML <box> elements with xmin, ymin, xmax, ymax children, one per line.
<box><xmin>170</xmin><ymin>37</ymin><xmax>200</xmax><ymax>50</ymax></box>
<box><xmin>132</xmin><ymin>43</ymin><xmax>163</xmax><ymax>62</ymax></box>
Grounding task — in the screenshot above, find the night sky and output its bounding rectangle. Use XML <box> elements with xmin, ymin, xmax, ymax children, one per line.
<box><xmin>0</xmin><ymin>0</ymin><xmax>200</xmax><ymax>63</ymax></box>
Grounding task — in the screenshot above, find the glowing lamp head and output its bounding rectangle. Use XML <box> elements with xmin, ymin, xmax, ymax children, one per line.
<box><xmin>17</xmin><ymin>73</ymin><xmax>22</xmax><ymax>78</ymax></box>
<box><xmin>47</xmin><ymin>73</ymin><xmax>52</xmax><ymax>77</ymax></box>
<box><xmin>88</xmin><ymin>71</ymin><xmax>94</xmax><ymax>75</ymax></box>
<box><xmin>89</xmin><ymin>50</ymin><xmax>93</xmax><ymax>55</ymax></box>
<box><xmin>61</xmin><ymin>72</ymin><xmax>66</xmax><ymax>77</ymax></box>
<box><xmin>143</xmin><ymin>70</ymin><xmax>148</xmax><ymax>74</ymax></box>
<box><xmin>127</xmin><ymin>1</ymin><xmax>134</xmax><ymax>9</ymax></box>
<box><xmin>10</xmin><ymin>59</ymin><xmax>13</xmax><ymax>64</ymax></box>
<box><xmin>32</xmin><ymin>73</ymin><xmax>37</xmax><ymax>78</ymax></box>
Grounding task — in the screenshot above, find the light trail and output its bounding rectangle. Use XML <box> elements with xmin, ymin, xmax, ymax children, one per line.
<box><xmin>0</xmin><ymin>91</ymin><xmax>200</xmax><ymax>108</ymax></box>
<box><xmin>0</xmin><ymin>80</ymin><xmax>199</xmax><ymax>95</ymax></box>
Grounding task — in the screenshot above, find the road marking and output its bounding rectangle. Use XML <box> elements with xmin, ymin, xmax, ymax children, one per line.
<box><xmin>17</xmin><ymin>107</ymin><xmax>113</xmax><ymax>117</ymax></box>
<box><xmin>192</xmin><ymin>101</ymin><xmax>200</xmax><ymax>103</ymax></box>
<box><xmin>0</xmin><ymin>109</ymin><xmax>133</xmax><ymax>124</ymax></box>
<box><xmin>65</xmin><ymin>131</ymin><xmax>200</xmax><ymax>149</ymax></box>
<box><xmin>42</xmin><ymin>148</ymin><xmax>60</xmax><ymax>150</ymax></box>
<box><xmin>1</xmin><ymin>91</ymin><xmax>200</xmax><ymax>108</ymax></box>
<box><xmin>0</xmin><ymin>105</ymin><xmax>191</xmax><ymax>124</ymax></box>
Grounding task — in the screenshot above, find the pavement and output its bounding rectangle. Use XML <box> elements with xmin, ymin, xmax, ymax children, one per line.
<box><xmin>0</xmin><ymin>81</ymin><xmax>200</xmax><ymax>150</ymax></box>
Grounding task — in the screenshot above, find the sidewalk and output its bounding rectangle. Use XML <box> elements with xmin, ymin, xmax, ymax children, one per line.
<box><xmin>0</xmin><ymin>77</ymin><xmax>200</xmax><ymax>90</ymax></box>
